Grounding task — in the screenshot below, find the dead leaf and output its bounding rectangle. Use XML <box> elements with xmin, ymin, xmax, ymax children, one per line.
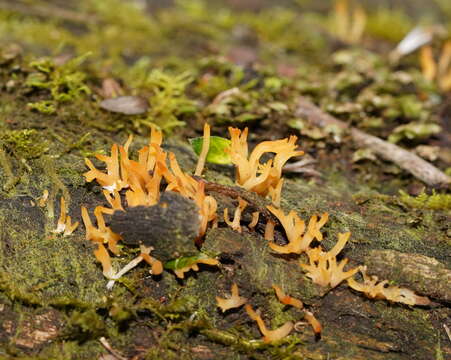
<box><xmin>100</xmin><ymin>96</ymin><xmax>148</xmax><ymax>115</ymax></box>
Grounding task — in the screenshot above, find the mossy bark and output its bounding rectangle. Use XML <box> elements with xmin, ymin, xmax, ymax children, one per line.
<box><xmin>0</xmin><ymin>1</ymin><xmax>450</xmax><ymax>360</ymax></box>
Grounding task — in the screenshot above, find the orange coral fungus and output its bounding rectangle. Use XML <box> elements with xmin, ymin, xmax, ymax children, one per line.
<box><xmin>228</xmin><ymin>127</ymin><xmax>303</xmax><ymax>196</ymax></box>
<box><xmin>84</xmin><ymin>143</ymin><xmax>127</xmax><ymax>192</ymax></box>
<box><xmin>223</xmin><ymin>197</ymin><xmax>247</xmax><ymax>233</ymax></box>
<box><xmin>216</xmin><ymin>283</ymin><xmax>247</xmax><ymax>312</ymax></box>
<box><xmin>94</xmin><ymin>243</ymin><xmax>115</xmax><ymax>279</ymax></box>
<box><xmin>245</xmin><ymin>304</ymin><xmax>294</xmax><ymax>343</ymax></box>
<box><xmin>332</xmin><ymin>0</ymin><xmax>367</xmax><ymax>45</ymax></box>
<box><xmin>53</xmin><ymin>196</ymin><xmax>79</xmax><ymax>236</ymax></box>
<box><xmin>264</xmin><ymin>219</ymin><xmax>275</xmax><ymax>241</ymax></box>
<box><xmin>120</xmin><ymin>133</ymin><xmax>166</xmax><ymax>207</ymax></box>
<box><xmin>83</xmin><ymin>127</ymin><xmax>164</xmax><ymax>193</ymax></box>
<box><xmin>166</xmin><ymin>153</ymin><xmax>217</xmax><ymax>239</ymax></box>
<box><xmin>347</xmin><ymin>266</ymin><xmax>431</xmax><ymax>306</ymax></box>
<box><xmin>298</xmin><ymin>311</ymin><xmax>322</xmax><ymax>338</ymax></box>
<box><xmin>248</xmin><ymin>211</ymin><xmax>260</xmax><ymax>230</ymax></box>
<box><xmin>123</xmin><ymin>156</ymin><xmax>164</xmax><ymax>207</ymax></box>
<box><xmin>38</xmin><ymin>189</ymin><xmax>49</xmax><ymax>207</ymax></box>
<box><xmin>140</xmin><ymin>245</ymin><xmax>163</xmax><ymax>276</ymax></box>
<box><xmin>267</xmin><ymin>206</ymin><xmax>328</xmax><ymax>254</ymax></box>
<box><xmin>272</xmin><ymin>285</ymin><xmax>322</xmax><ymax>337</ymax></box>
<box><xmin>194</xmin><ymin>123</ymin><xmax>210</xmax><ymax>176</ymax></box>
<box><xmin>272</xmin><ymin>285</ymin><xmax>303</xmax><ymax>309</ymax></box>
<box><xmin>193</xmin><ymin>181</ymin><xmax>218</xmax><ymax>240</ymax></box>
<box><xmin>81</xmin><ymin>206</ymin><xmax>122</xmax><ymax>255</ymax></box>
<box><xmin>268</xmin><ymin>178</ymin><xmax>283</xmax><ymax>207</ymax></box>
<box><xmin>83</xmin><ymin>125</ymin><xmax>220</xmax><ymax>286</ymax></box>
<box><xmin>300</xmin><ymin>232</ymin><xmax>360</xmax><ymax>288</ymax></box>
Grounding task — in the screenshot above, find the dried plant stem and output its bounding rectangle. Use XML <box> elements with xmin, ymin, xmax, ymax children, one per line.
<box><xmin>295</xmin><ymin>96</ymin><xmax>450</xmax><ymax>187</ymax></box>
<box><xmin>0</xmin><ymin>0</ymin><xmax>97</xmax><ymax>24</ymax></box>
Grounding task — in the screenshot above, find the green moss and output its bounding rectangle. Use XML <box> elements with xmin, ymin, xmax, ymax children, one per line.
<box><xmin>66</xmin><ymin>309</ymin><xmax>105</xmax><ymax>338</ymax></box>
<box><xmin>1</xmin><ymin>129</ymin><xmax>49</xmax><ymax>159</ymax></box>
<box><xmin>25</xmin><ymin>54</ymin><xmax>91</xmax><ymax>113</ymax></box>
<box><xmin>0</xmin><ymin>1</ymin><xmax>447</xmax><ymax>358</ymax></box>
<box><xmin>0</xmin><ymin>198</ymin><xmax>107</xmax><ymax>307</ymax></box>
<box><xmin>36</xmin><ymin>339</ymin><xmax>104</xmax><ymax>360</ymax></box>
<box><xmin>399</xmin><ymin>190</ymin><xmax>451</xmax><ymax>210</ymax></box>
<box><xmin>139</xmin><ymin>70</ymin><xmax>198</xmax><ymax>133</ymax></box>
<box><xmin>26</xmin><ymin>100</ymin><xmax>56</xmax><ymax>115</ymax></box>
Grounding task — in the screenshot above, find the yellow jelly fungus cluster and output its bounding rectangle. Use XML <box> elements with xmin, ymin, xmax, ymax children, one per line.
<box><xmin>228</xmin><ymin>127</ymin><xmax>303</xmax><ymax>197</ymax></box>
<box><xmin>82</xmin><ymin>124</ymin><xmax>430</xmax><ymax>343</ymax></box>
<box><xmin>82</xmin><ymin>125</ymin><xmax>217</xmax><ymax>281</ymax></box>
<box><xmin>267</xmin><ymin>206</ymin><xmax>329</xmax><ymax>254</ymax></box>
<box><xmin>347</xmin><ymin>266</ymin><xmax>430</xmax><ymax>306</ymax></box>
<box><xmin>216</xmin><ymin>283</ymin><xmax>248</xmax><ymax>313</ymax></box>
<box><xmin>300</xmin><ymin>232</ymin><xmax>360</xmax><ymax>288</ymax></box>
<box><xmin>223</xmin><ymin>197</ymin><xmax>248</xmax><ymax>233</ymax></box>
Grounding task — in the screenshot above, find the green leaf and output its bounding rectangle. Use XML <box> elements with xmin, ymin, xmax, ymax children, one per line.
<box><xmin>164</xmin><ymin>253</ymin><xmax>211</xmax><ymax>270</ymax></box>
<box><xmin>189</xmin><ymin>136</ymin><xmax>232</xmax><ymax>165</ymax></box>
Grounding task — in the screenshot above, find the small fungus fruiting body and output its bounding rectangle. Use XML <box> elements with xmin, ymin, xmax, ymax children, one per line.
<box><xmin>223</xmin><ymin>197</ymin><xmax>248</xmax><ymax>233</ymax></box>
<box><xmin>165</xmin><ymin>253</ymin><xmax>219</xmax><ymax>279</ymax></box>
<box><xmin>53</xmin><ymin>196</ymin><xmax>79</xmax><ymax>236</ymax></box>
<box><xmin>248</xmin><ymin>211</ymin><xmax>260</xmax><ymax>230</ymax></box>
<box><xmin>267</xmin><ymin>205</ymin><xmax>328</xmax><ymax>254</ymax></box>
<box><xmin>302</xmin><ymin>311</ymin><xmax>322</xmax><ymax>337</ymax></box>
<box><xmin>332</xmin><ymin>0</ymin><xmax>367</xmax><ymax>45</ymax></box>
<box><xmin>245</xmin><ymin>304</ymin><xmax>294</xmax><ymax>344</ymax></box>
<box><xmin>272</xmin><ymin>285</ymin><xmax>303</xmax><ymax>309</ymax></box>
<box><xmin>216</xmin><ymin>283</ymin><xmax>247</xmax><ymax>312</ymax></box>
<box><xmin>228</xmin><ymin>127</ymin><xmax>303</xmax><ymax>197</ymax></box>
<box><xmin>347</xmin><ymin>266</ymin><xmax>431</xmax><ymax>306</ymax></box>
<box><xmin>272</xmin><ymin>285</ymin><xmax>322</xmax><ymax>337</ymax></box>
<box><xmin>38</xmin><ymin>189</ymin><xmax>49</xmax><ymax>207</ymax></box>
<box><xmin>300</xmin><ymin>232</ymin><xmax>360</xmax><ymax>288</ymax></box>
<box><xmin>194</xmin><ymin>123</ymin><xmax>210</xmax><ymax>176</ymax></box>
<box><xmin>94</xmin><ymin>243</ymin><xmax>115</xmax><ymax>279</ymax></box>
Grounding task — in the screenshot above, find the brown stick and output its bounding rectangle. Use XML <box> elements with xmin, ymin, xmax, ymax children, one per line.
<box><xmin>295</xmin><ymin>96</ymin><xmax>451</xmax><ymax>187</ymax></box>
<box><xmin>0</xmin><ymin>1</ymin><xmax>97</xmax><ymax>25</ymax></box>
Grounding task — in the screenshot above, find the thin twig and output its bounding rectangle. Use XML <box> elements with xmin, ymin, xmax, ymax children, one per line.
<box><xmin>99</xmin><ymin>337</ymin><xmax>128</xmax><ymax>360</ymax></box>
<box><xmin>0</xmin><ymin>1</ymin><xmax>97</xmax><ymax>25</ymax></box>
<box><xmin>295</xmin><ymin>96</ymin><xmax>451</xmax><ymax>187</ymax></box>
<box><xmin>444</xmin><ymin>324</ymin><xmax>451</xmax><ymax>343</ymax></box>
